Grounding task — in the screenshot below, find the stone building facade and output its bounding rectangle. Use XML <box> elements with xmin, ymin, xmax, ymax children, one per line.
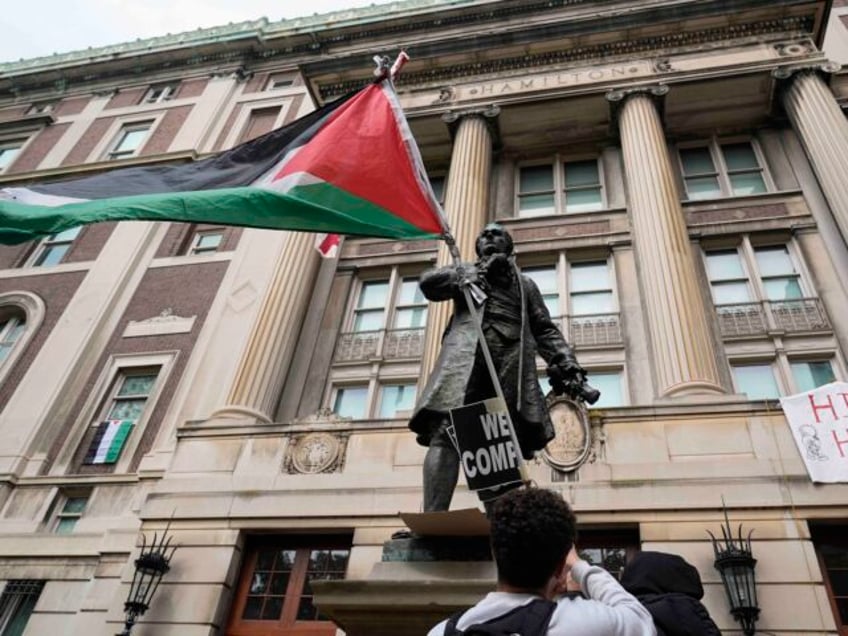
<box><xmin>1</xmin><ymin>0</ymin><xmax>848</xmax><ymax>634</ymax></box>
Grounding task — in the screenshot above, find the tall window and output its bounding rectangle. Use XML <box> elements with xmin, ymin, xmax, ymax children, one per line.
<box><xmin>517</xmin><ymin>158</ymin><xmax>604</xmax><ymax>217</ymax></box>
<box><xmin>569</xmin><ymin>261</ymin><xmax>614</xmax><ymax>316</ymax></box>
<box><xmin>377</xmin><ymin>383</ymin><xmax>417</xmax><ymax>418</ymax></box>
<box><xmin>732</xmin><ymin>363</ymin><xmax>781</xmax><ymax>400</ymax></box>
<box><xmin>228</xmin><ymin>537</ymin><xmax>350</xmax><ymax>636</ymax></box>
<box><xmin>352</xmin><ymin>280</ymin><xmax>390</xmax><ymax>332</ymax></box>
<box><xmin>811</xmin><ymin>524</ymin><xmax>848</xmax><ymax>635</ymax></box>
<box><xmin>0</xmin><ymin>580</ymin><xmax>44</xmax><ymax>636</ymax></box>
<box><xmin>106</xmin><ymin>122</ymin><xmax>152</xmax><ymax>160</ymax></box>
<box><xmin>51</xmin><ymin>492</ymin><xmax>90</xmax><ymax>534</ymax></box>
<box><xmin>679</xmin><ymin>139</ymin><xmax>768</xmax><ymax>200</ymax></box>
<box><xmin>523</xmin><ymin>266</ymin><xmax>559</xmax><ymax>316</ymax></box>
<box><xmin>703</xmin><ymin>240</ymin><xmax>825</xmax><ymax>338</ymax></box>
<box><xmin>81</xmin><ymin>368</ymin><xmax>159</xmax><ymax>466</ymax></box>
<box><xmin>0</xmin><ymin>141</ymin><xmax>23</xmax><ymax>174</ymax></box>
<box><xmin>0</xmin><ymin>315</ymin><xmax>26</xmax><ymax>365</ymax></box>
<box><xmin>29</xmin><ymin>226</ymin><xmax>81</xmax><ymax>267</ymax></box>
<box><xmin>332</xmin><ymin>385</ymin><xmax>368</xmax><ymax>419</ymax></box>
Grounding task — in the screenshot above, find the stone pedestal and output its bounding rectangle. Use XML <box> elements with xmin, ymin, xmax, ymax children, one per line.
<box><xmin>313</xmin><ymin>534</ymin><xmax>494</xmax><ymax>635</ymax></box>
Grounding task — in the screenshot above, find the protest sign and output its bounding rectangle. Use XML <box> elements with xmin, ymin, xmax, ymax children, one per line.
<box><xmin>780</xmin><ymin>381</ymin><xmax>848</xmax><ymax>483</ymax></box>
<box><xmin>449</xmin><ymin>397</ymin><xmax>523</xmax><ymax>491</ymax></box>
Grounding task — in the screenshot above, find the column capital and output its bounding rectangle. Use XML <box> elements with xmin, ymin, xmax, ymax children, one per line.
<box><xmin>605</xmin><ymin>83</ymin><xmax>669</xmax><ymax>133</ymax></box>
<box><xmin>605</xmin><ymin>83</ymin><xmax>669</xmax><ymax>104</ymax></box>
<box><xmin>440</xmin><ymin>105</ymin><xmax>501</xmax><ymax>148</ymax></box>
<box><xmin>772</xmin><ymin>61</ymin><xmax>841</xmax><ymax>82</ymax></box>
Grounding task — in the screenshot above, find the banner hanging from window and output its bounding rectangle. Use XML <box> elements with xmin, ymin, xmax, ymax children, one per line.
<box><xmin>780</xmin><ymin>381</ymin><xmax>848</xmax><ymax>483</ymax></box>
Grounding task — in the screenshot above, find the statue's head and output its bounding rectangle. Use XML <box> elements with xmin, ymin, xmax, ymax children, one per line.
<box><xmin>475</xmin><ymin>223</ymin><xmax>514</xmax><ymax>258</ymax></box>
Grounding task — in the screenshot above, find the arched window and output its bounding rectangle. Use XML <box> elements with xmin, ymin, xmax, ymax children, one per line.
<box><xmin>0</xmin><ymin>312</ymin><xmax>26</xmax><ymax>363</ymax></box>
<box><xmin>0</xmin><ymin>291</ymin><xmax>46</xmax><ymax>383</ymax></box>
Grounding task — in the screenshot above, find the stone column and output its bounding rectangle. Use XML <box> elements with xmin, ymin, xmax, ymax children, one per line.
<box><xmin>212</xmin><ymin>231</ymin><xmax>321</xmax><ymax>422</ymax></box>
<box><xmin>608</xmin><ymin>87</ymin><xmax>723</xmax><ymax>398</ymax></box>
<box><xmin>420</xmin><ymin>109</ymin><xmax>498</xmax><ymax>379</ymax></box>
<box><xmin>778</xmin><ymin>63</ymin><xmax>848</xmax><ymax>246</ymax></box>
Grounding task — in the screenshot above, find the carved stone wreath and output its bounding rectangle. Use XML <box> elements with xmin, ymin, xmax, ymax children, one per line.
<box><xmin>284</xmin><ymin>432</ymin><xmax>347</xmax><ymax>474</ymax></box>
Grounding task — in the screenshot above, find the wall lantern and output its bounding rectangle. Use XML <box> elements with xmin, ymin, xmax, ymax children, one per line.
<box><xmin>707</xmin><ymin>501</ymin><xmax>760</xmax><ymax>636</ymax></box>
<box><xmin>118</xmin><ymin>528</ymin><xmax>177</xmax><ymax>636</ymax></box>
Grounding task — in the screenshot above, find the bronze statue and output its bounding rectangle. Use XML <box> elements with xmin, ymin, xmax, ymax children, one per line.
<box><xmin>408</xmin><ymin>223</ymin><xmax>595</xmax><ymax>511</ymax></box>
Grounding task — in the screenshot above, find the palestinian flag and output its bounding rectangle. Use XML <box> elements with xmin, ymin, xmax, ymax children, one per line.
<box><xmin>83</xmin><ymin>420</ymin><xmax>134</xmax><ymax>465</ymax></box>
<box><xmin>0</xmin><ymin>82</ymin><xmax>447</xmax><ymax>244</ymax></box>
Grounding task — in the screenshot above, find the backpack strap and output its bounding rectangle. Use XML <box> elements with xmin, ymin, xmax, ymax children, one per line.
<box><xmin>443</xmin><ymin>608</ymin><xmax>467</xmax><ymax>636</ymax></box>
<box><xmin>451</xmin><ymin>598</ymin><xmax>557</xmax><ymax>635</ymax></box>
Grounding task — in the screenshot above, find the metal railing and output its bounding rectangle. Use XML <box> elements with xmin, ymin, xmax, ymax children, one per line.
<box><xmin>716</xmin><ymin>298</ymin><xmax>830</xmax><ymax>338</ymax></box>
<box><xmin>333</xmin><ymin>327</ymin><xmax>425</xmax><ymax>362</ymax></box>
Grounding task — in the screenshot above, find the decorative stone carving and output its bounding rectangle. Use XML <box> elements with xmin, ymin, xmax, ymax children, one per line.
<box><xmin>542</xmin><ymin>397</ymin><xmax>592</xmax><ymax>472</ymax></box>
<box><xmin>284</xmin><ymin>432</ymin><xmax>348</xmax><ymax>474</ymax></box>
<box><xmin>772</xmin><ymin>61</ymin><xmax>841</xmax><ymax>80</ymax></box>
<box><xmin>774</xmin><ymin>40</ymin><xmax>816</xmax><ymax>58</ymax></box>
<box><xmin>123</xmin><ymin>308</ymin><xmax>196</xmax><ymax>338</ymax></box>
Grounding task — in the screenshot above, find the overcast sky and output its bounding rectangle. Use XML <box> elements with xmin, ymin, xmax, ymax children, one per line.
<box><xmin>0</xmin><ymin>0</ymin><xmax>389</xmax><ymax>64</ymax></box>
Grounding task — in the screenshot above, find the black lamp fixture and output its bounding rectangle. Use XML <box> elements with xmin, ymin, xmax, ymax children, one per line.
<box><xmin>118</xmin><ymin>527</ymin><xmax>177</xmax><ymax>636</ymax></box>
<box><xmin>707</xmin><ymin>499</ymin><xmax>760</xmax><ymax>636</ymax></box>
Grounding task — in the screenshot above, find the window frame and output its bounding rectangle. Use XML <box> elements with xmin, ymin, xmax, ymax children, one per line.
<box><xmin>104</xmin><ymin>120</ymin><xmax>154</xmax><ymax>161</ymax></box>
<box><xmin>344</xmin><ymin>269</ymin><xmax>429</xmax><ymax>335</ymax></box>
<box><xmin>0</xmin><ymin>138</ymin><xmax>26</xmax><ymax>174</ymax></box>
<box><xmin>730</xmin><ymin>354</ymin><xmax>843</xmax><ymax>399</ymax></box>
<box><xmin>188</xmin><ymin>229</ymin><xmax>226</xmax><ymax>255</ymax></box>
<box><xmin>227</xmin><ymin>535</ymin><xmax>351</xmax><ymax>636</ymax></box>
<box><xmin>0</xmin><ymin>292</ymin><xmax>46</xmax><ymax>387</ymax></box>
<box><xmin>53</xmin><ymin>352</ymin><xmax>175</xmax><ymax>476</ymax></box>
<box><xmin>142</xmin><ymin>83</ymin><xmax>177</xmax><ymax>104</ymax></box>
<box><xmin>677</xmin><ymin>137</ymin><xmax>773</xmax><ymax>201</ymax></box>
<box><xmin>25</xmin><ymin>226</ymin><xmax>82</xmax><ymax>268</ymax></box>
<box><xmin>0</xmin><ymin>579</ymin><xmax>45</xmax><ymax>635</ymax></box>
<box><xmin>48</xmin><ymin>489</ymin><xmax>91</xmax><ymax>534</ymax></box>
<box><xmin>515</xmin><ymin>155</ymin><xmax>607</xmax><ymax>218</ymax></box>
<box><xmin>221</xmin><ymin>99</ymin><xmax>290</xmax><ymax>149</ymax></box>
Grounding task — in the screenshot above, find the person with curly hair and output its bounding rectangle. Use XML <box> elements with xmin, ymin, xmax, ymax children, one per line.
<box><xmin>428</xmin><ymin>488</ymin><xmax>656</xmax><ymax>635</ymax></box>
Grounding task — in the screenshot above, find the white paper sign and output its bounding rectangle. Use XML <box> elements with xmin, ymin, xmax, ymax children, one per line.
<box><xmin>780</xmin><ymin>381</ymin><xmax>848</xmax><ymax>483</ymax></box>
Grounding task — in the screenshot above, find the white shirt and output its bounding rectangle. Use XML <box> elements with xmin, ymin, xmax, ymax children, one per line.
<box><xmin>428</xmin><ymin>560</ymin><xmax>656</xmax><ymax>636</ymax></box>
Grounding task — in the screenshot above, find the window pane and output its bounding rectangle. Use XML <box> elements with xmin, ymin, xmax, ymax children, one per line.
<box><xmin>379</xmin><ymin>384</ymin><xmax>416</xmax><ymax>418</ymax></box>
<box><xmin>733</xmin><ymin>365</ymin><xmax>780</xmax><ymax>399</ymax></box>
<box><xmin>755</xmin><ymin>247</ymin><xmax>795</xmax><ymax>277</ymax></box>
<box><xmin>118</xmin><ymin>375</ymin><xmax>157</xmax><ymax>397</ymax></box>
<box><xmin>55</xmin><ymin>518</ymin><xmax>78</xmax><ymax>534</ymax></box>
<box><xmin>680</xmin><ymin>147</ymin><xmax>715</xmax><ymax>175</ymax></box>
<box><xmin>394</xmin><ymin>307</ymin><xmax>427</xmax><ymax>329</ymax></box>
<box><xmin>762</xmin><ymin>278</ymin><xmax>802</xmax><ymax>301</ymax></box>
<box><xmin>0</xmin><ymin>145</ymin><xmax>22</xmax><ymax>170</ymax></box>
<box><xmin>357</xmin><ymin>281</ymin><xmax>389</xmax><ymax>309</ymax></box>
<box><xmin>334</xmin><ymin>387</ymin><xmax>368</xmax><ymax>418</ymax></box>
<box><xmin>107</xmin><ymin>398</ymin><xmax>147</xmax><ymax>421</ymax></box>
<box><xmin>519</xmin><ymin>165</ymin><xmax>554</xmax><ymax>192</ymax></box>
<box><xmin>524</xmin><ymin>267</ymin><xmax>557</xmax><ymax>295</ymax></box>
<box><xmin>791</xmin><ymin>361</ymin><xmax>836</xmax><ymax>393</ymax></box>
<box><xmin>195</xmin><ymin>233</ymin><xmax>223</xmax><ymax>251</ymax></box>
<box><xmin>114</xmin><ymin>128</ymin><xmax>148</xmax><ymax>153</ymax></box>
<box><xmin>729</xmin><ymin>172</ymin><xmax>766</xmax><ymax>196</ymax></box>
<box><xmin>706</xmin><ymin>251</ymin><xmax>745</xmax><ymax>281</ymax></box>
<box><xmin>722</xmin><ymin>143</ymin><xmax>760</xmax><ymax>171</ymax></box>
<box><xmin>353</xmin><ymin>309</ymin><xmax>384</xmax><ymax>332</ymax></box>
<box><xmin>62</xmin><ymin>497</ymin><xmax>87</xmax><ymax>514</ymax></box>
<box><xmin>570</xmin><ymin>262</ymin><xmax>610</xmax><ymax>292</ymax></box>
<box><xmin>589</xmin><ymin>372</ymin><xmax>623</xmax><ymax>408</ymax></box>
<box><xmin>712</xmin><ymin>282</ymin><xmax>752</xmax><ymax>305</ymax></box>
<box><xmin>518</xmin><ymin>194</ymin><xmax>556</xmax><ymax>217</ymax></box>
<box><xmin>397</xmin><ymin>279</ymin><xmax>424</xmax><ymax>305</ymax></box>
<box><xmin>571</xmin><ymin>292</ymin><xmax>614</xmax><ymax>315</ymax></box>
<box><xmin>685</xmin><ymin>176</ymin><xmax>721</xmax><ymax>199</ymax></box>
<box><xmin>52</xmin><ymin>226</ymin><xmax>81</xmax><ymax>242</ymax></box>
<box><xmin>564</xmin><ymin>188</ymin><xmax>603</xmax><ymax>213</ymax></box>
<box><xmin>429</xmin><ymin>176</ymin><xmax>445</xmax><ymax>202</ymax></box>
<box><xmin>34</xmin><ymin>245</ymin><xmax>69</xmax><ymax>267</ymax></box>
<box><xmin>564</xmin><ymin>160</ymin><xmax>599</xmax><ymax>187</ymax></box>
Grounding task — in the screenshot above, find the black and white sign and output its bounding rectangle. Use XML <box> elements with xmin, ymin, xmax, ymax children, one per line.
<box><xmin>448</xmin><ymin>397</ymin><xmax>523</xmax><ymax>491</ymax></box>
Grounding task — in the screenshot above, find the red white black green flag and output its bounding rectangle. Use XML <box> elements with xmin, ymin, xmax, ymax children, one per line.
<box><xmin>0</xmin><ymin>82</ymin><xmax>446</xmax><ymax>244</ymax></box>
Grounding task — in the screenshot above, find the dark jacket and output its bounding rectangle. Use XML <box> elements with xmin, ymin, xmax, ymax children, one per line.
<box><xmin>620</xmin><ymin>551</ymin><xmax>721</xmax><ymax>636</ymax></box>
<box><xmin>408</xmin><ymin>261</ymin><xmax>575</xmax><ymax>457</ymax></box>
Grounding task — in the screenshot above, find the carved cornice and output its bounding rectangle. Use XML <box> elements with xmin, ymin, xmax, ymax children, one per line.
<box><xmin>317</xmin><ymin>16</ymin><xmax>812</xmax><ymax>98</ymax></box>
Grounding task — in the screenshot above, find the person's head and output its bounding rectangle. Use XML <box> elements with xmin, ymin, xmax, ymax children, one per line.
<box><xmin>490</xmin><ymin>488</ymin><xmax>577</xmax><ymax>591</ymax></box>
<box><xmin>475</xmin><ymin>223</ymin><xmax>514</xmax><ymax>258</ymax></box>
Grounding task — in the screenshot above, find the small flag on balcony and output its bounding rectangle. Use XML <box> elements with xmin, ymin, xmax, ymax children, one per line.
<box><xmin>84</xmin><ymin>420</ymin><xmax>134</xmax><ymax>465</ymax></box>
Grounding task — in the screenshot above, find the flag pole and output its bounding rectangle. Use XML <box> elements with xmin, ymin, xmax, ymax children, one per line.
<box><xmin>379</xmin><ymin>51</ymin><xmax>531</xmax><ymax>489</ymax></box>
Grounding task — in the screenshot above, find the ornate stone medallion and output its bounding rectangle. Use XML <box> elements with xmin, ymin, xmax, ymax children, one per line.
<box><xmin>542</xmin><ymin>397</ymin><xmax>591</xmax><ymax>472</ymax></box>
<box><xmin>286</xmin><ymin>432</ymin><xmax>345</xmax><ymax>474</ymax></box>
